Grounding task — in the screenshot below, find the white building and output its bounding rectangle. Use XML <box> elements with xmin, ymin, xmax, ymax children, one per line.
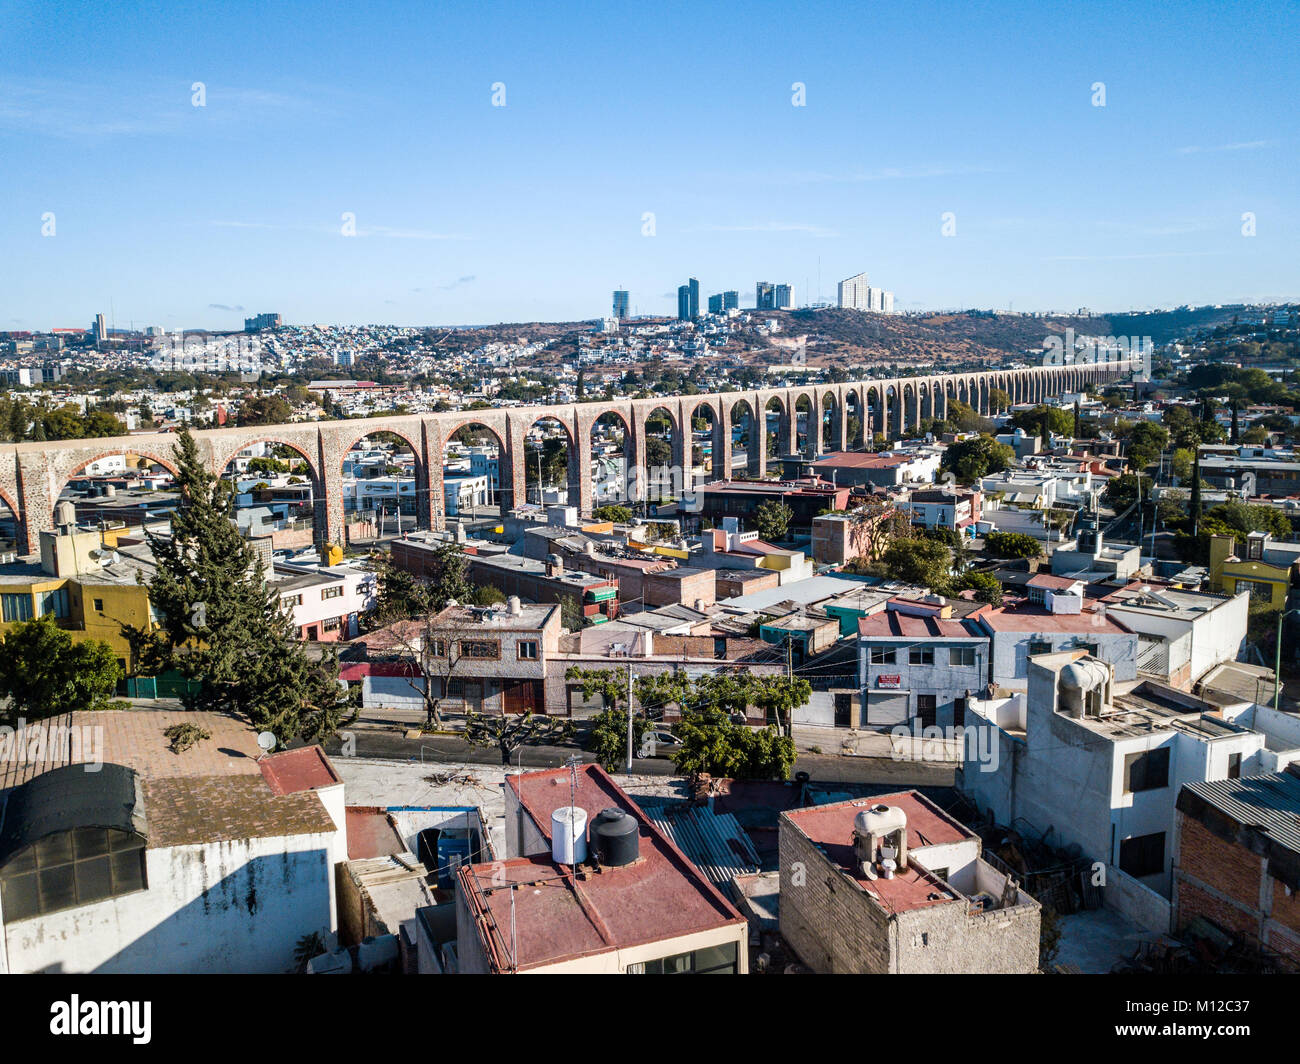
<box><xmin>0</xmin><ymin>715</ymin><xmax>346</xmax><ymax>974</ymax></box>
<box><xmin>962</xmin><ymin>652</ymin><xmax>1274</xmax><ymax>932</ymax></box>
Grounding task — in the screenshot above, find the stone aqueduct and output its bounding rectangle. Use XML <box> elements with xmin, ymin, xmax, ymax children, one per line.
<box><xmin>0</xmin><ymin>359</ymin><xmax>1136</xmax><ymax>554</ymax></box>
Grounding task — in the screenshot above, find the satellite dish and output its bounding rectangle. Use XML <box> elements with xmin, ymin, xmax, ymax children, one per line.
<box><xmin>256</xmin><ymin>731</ymin><xmax>277</xmax><ymax>753</ymax></box>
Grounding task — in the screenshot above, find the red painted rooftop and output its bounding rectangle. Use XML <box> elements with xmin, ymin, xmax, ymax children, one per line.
<box><xmin>978</xmin><ymin>603</ymin><xmax>1132</xmax><ymax>634</ymax></box>
<box><xmin>259</xmin><ymin>745</ymin><xmax>341</xmax><ymax>796</ymax></box>
<box><xmin>459</xmin><ymin>764</ymin><xmax>745</xmax><ymax>971</ymax></box>
<box><xmin>858</xmin><ymin>611</ymin><xmax>979</xmax><ymax>639</ymax></box>
<box><xmin>811</xmin><ymin>451</ymin><xmax>916</xmax><ymax>469</ymax></box>
<box><xmin>784</xmin><ymin>791</ymin><xmax>975</xmax><ymax>914</ymax></box>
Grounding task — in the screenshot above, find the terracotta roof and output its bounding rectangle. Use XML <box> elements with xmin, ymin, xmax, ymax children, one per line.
<box><xmin>143</xmin><ymin>776</ymin><xmax>336</xmax><ymax>849</ymax></box>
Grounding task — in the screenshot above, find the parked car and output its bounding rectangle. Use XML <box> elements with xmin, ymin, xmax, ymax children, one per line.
<box><xmin>639</xmin><ymin>729</ymin><xmax>683</xmax><ymax>759</ymax></box>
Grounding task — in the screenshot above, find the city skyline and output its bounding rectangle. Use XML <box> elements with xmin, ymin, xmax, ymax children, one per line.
<box><xmin>1</xmin><ymin>0</ymin><xmax>1296</xmax><ymax>329</ymax></box>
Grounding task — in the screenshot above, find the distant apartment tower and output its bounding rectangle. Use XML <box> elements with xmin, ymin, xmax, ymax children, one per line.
<box><xmin>707</xmin><ymin>293</ymin><xmax>724</xmax><ymax>315</ymax></box>
<box><xmin>244</xmin><ymin>313</ymin><xmax>282</xmax><ymax>333</ymax></box>
<box><xmin>837</xmin><ymin>272</ymin><xmax>893</xmax><ymax>314</ymax></box>
<box><xmin>756</xmin><ymin>281</ymin><xmax>775</xmax><ymax>310</ymax></box>
<box><xmin>92</xmin><ymin>314</ymin><xmax>107</xmax><ymax>344</ymax></box>
<box><xmin>612</xmin><ymin>290</ymin><xmax>629</xmax><ymax>319</ymax></box>
<box><xmin>723</xmin><ymin>290</ymin><xmax>739</xmax><ymax>310</ymax></box>
<box><xmin>774</xmin><ymin>284</ymin><xmax>793</xmax><ymax>310</ymax></box>
<box><xmin>677</xmin><ymin>278</ymin><xmax>700</xmax><ymax>321</ymax></box>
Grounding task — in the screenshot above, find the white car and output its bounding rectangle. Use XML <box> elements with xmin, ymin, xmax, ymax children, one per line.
<box><xmin>639</xmin><ymin>730</ymin><xmax>684</xmax><ymax>759</ymax></box>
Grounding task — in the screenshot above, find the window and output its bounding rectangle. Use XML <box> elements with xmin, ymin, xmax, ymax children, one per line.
<box><xmin>321</xmin><ymin>586</ymin><xmax>343</xmax><ymax>600</ymax></box>
<box><xmin>322</xmin><ymin>617</ymin><xmax>341</xmax><ymax>632</ymax></box>
<box><xmin>283</xmin><ymin>593</ymin><xmax>303</xmax><ymax>608</ymax></box>
<box><xmin>950</xmin><ymin>646</ymin><xmax>976</xmax><ymax>668</ymax></box>
<box><xmin>628</xmin><ymin>942</ymin><xmax>738</xmax><ymax>975</ymax></box>
<box><xmin>517</xmin><ymin>640</ymin><xmax>539</xmax><ymax>661</ymax></box>
<box><xmin>1028</xmin><ymin>640</ymin><xmax>1051</xmax><ymax>656</ymax></box>
<box><xmin>1118</xmin><ymin>831</ymin><xmax>1165</xmax><ymax>879</ymax></box>
<box><xmin>1227</xmin><ymin>751</ymin><xmax>1242</xmax><ymax>780</ymax></box>
<box><xmin>1242</xmin><ymin>579</ymin><xmax>1274</xmax><ymax>602</ymax></box>
<box><xmin>870</xmin><ymin>647</ymin><xmax>896</xmax><ymax>665</ymax></box>
<box><xmin>429</xmin><ymin>639</ymin><xmax>447</xmax><ymax>658</ymax></box>
<box><xmin>0</xmin><ymin>828</ymin><xmax>147</xmax><ymax>922</ymax></box>
<box><xmin>909</xmin><ymin>646</ymin><xmax>934</xmax><ymax>665</ymax></box>
<box><xmin>92</xmin><ymin>598</ymin><xmax>104</xmax><ymax>612</ymax></box>
<box><xmin>1</xmin><ymin>594</ymin><xmax>32</xmax><ymax>623</ymax></box>
<box><xmin>37</xmin><ymin>587</ymin><xmax>69</xmax><ymax>619</ymax></box>
<box><xmin>458</xmin><ymin>639</ymin><xmax>500</xmax><ymax>660</ymax></box>
<box><xmin>1124</xmin><ymin>746</ymin><xmax>1170</xmax><ymax>793</ymax></box>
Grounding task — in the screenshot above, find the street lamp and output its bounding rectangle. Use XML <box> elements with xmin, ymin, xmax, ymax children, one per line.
<box><xmin>1274</xmin><ymin>608</ymin><xmax>1300</xmax><ymax>712</ymax></box>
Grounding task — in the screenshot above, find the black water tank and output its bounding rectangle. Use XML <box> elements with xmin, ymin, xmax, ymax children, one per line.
<box><xmin>591</xmin><ymin>807</ymin><xmax>639</xmax><ymax>867</ymax></box>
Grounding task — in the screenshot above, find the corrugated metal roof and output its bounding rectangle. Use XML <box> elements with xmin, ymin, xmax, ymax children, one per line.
<box><xmin>1181</xmin><ymin>773</ymin><xmax>1300</xmax><ymax>854</ymax></box>
<box><xmin>637</xmin><ymin>799</ymin><xmax>761</xmax><ymax>887</ymax></box>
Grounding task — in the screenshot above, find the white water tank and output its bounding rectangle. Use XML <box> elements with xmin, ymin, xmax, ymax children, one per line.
<box><xmin>551</xmin><ymin>806</ymin><xmax>588</xmax><ymax>865</ymax></box>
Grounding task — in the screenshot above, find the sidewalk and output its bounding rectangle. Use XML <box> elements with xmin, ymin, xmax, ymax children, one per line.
<box><xmin>791</xmin><ymin>724</ymin><xmax>963</xmax><ymax>763</ymax></box>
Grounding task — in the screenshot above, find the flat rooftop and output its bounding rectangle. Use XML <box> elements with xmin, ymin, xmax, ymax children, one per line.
<box><xmin>783</xmin><ymin>791</ymin><xmax>972</xmax><ymax>914</ymax></box>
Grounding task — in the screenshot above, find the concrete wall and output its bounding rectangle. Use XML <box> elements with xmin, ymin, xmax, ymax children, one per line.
<box><xmin>777</xmin><ymin>813</ymin><xmax>1039</xmax><ymax>973</ymax></box>
<box><xmin>1</xmin><ymin>833</ymin><xmax>335</xmax><ymax>974</ymax></box>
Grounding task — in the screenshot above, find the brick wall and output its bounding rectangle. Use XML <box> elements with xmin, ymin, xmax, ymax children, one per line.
<box><xmin>778</xmin><ymin>814</ymin><xmax>1040</xmax><ymax>974</ymax></box>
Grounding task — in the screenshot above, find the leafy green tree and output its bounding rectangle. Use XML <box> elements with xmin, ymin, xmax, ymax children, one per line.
<box><xmin>236</xmin><ymin>394</ymin><xmax>293</xmax><ymax>426</ymax></box>
<box><xmin>1126</xmin><ymin>422</ymin><xmax>1169</xmax><ymax>469</ymax></box>
<box><xmin>368</xmin><ymin>554</ymin><xmax>432</xmax><ymax>623</ymax></box>
<box><xmin>1010</xmin><ymin>405</ymin><xmax>1073</xmax><ymax>437</ymax></box>
<box><xmin>1171</xmin><ymin>448</ymin><xmax>1195</xmax><ymax>482</ymax></box>
<box><xmin>939</xmin><ymin>435</ymin><xmax>1015</xmax><ymax>482</ymax></box>
<box><xmin>672</xmin><ymin>708</ymin><xmax>795</xmax><ymax>780</ymax></box>
<box><xmin>593</xmin><ymin>504</ymin><xmax>632</xmax><ymax>524</ymax></box>
<box><xmin>138</xmin><ymin>428</ymin><xmax>345</xmax><ymax>744</ymax></box>
<box><xmin>586</xmin><ymin>708</ymin><xmax>649</xmax><ymax>771</ymax></box>
<box><xmin>957</xmin><ymin>570</ymin><xmax>1004</xmax><ymax>605</ymax></box>
<box><xmin>0</xmin><ymin>617</ymin><xmax>123</xmax><ymax>725</ymax></box>
<box><xmin>1104</xmin><ymin>472</ymin><xmax>1153</xmax><ymax>512</ymax></box>
<box><xmin>881</xmin><ymin>536</ymin><xmax>954</xmax><ymax>589</ymax></box>
<box><xmin>565</xmin><ymin>666</ymin><xmax>626</xmax><ymax>713</ymax></box>
<box><xmin>988</xmin><ymin>388</ymin><xmax>1011</xmax><ymax>413</ymax></box>
<box><xmin>983</xmin><ymin>531</ymin><xmax>1043</xmax><ymax>559</ymax></box>
<box><xmin>754</xmin><ymin>498</ymin><xmax>794</xmax><ymax>542</ymax></box>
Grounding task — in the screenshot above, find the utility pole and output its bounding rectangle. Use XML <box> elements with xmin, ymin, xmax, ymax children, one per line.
<box><xmin>625</xmin><ymin>660</ymin><xmax>634</xmax><ymax>773</ymax></box>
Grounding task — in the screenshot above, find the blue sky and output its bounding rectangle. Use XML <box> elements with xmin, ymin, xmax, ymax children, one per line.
<box><xmin>1</xmin><ymin>0</ymin><xmax>1296</xmax><ymax>330</ymax></box>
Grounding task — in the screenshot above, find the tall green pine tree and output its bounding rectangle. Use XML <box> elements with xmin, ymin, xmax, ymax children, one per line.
<box><xmin>144</xmin><ymin>429</ymin><xmax>344</xmax><ymax>744</ymax></box>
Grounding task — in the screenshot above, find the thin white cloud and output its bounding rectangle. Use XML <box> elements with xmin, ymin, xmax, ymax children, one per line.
<box><xmin>1177</xmin><ymin>140</ymin><xmax>1270</xmax><ymax>155</ymax></box>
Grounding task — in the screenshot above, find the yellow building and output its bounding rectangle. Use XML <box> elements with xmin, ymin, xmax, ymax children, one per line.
<box><xmin>1208</xmin><ymin>532</ymin><xmax>1296</xmax><ymax>612</ymax></box>
<box><xmin>0</xmin><ymin>527</ymin><xmax>157</xmax><ymax>675</ymax></box>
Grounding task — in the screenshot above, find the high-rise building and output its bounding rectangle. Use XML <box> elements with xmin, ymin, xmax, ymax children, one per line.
<box><xmin>774</xmin><ymin>284</ymin><xmax>793</xmax><ymax>310</ymax></box>
<box><xmin>723</xmin><ymin>290</ymin><xmax>739</xmax><ymax>310</ymax></box>
<box><xmin>92</xmin><ymin>314</ymin><xmax>107</xmax><ymax>344</ymax></box>
<box><xmin>677</xmin><ymin>278</ymin><xmax>699</xmax><ymax>321</ymax></box>
<box><xmin>837</xmin><ymin>272</ymin><xmax>870</xmax><ymax>311</ymax></box>
<box><xmin>837</xmin><ymin>272</ymin><xmax>894</xmax><ymax>314</ymax></box>
<box><xmin>756</xmin><ymin>282</ymin><xmax>775</xmax><ymax>310</ymax></box>
<box><xmin>612</xmin><ymin>290</ymin><xmax>629</xmax><ymax>319</ymax></box>
<box><xmin>244</xmin><ymin>313</ymin><xmax>283</xmax><ymax>332</ymax></box>
<box><xmin>707</xmin><ymin>293</ymin><xmax>724</xmax><ymax>315</ymax></box>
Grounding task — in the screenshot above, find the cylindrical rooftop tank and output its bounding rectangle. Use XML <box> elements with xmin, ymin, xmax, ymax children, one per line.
<box><xmin>590</xmin><ymin>807</ymin><xmax>639</xmax><ymax>867</ymax></box>
<box><xmin>551</xmin><ymin>806</ymin><xmax>588</xmax><ymax>866</ymax></box>
<box><xmin>854</xmin><ymin>804</ymin><xmax>907</xmax><ymax>840</ymax></box>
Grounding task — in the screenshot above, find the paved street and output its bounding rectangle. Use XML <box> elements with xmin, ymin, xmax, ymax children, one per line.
<box><xmin>320</xmin><ymin>725</ymin><xmax>956</xmax><ymax>787</ymax></box>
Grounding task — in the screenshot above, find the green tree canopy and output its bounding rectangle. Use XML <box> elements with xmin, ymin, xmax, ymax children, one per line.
<box><xmin>0</xmin><ymin>617</ymin><xmax>123</xmax><ymax>725</ymax></box>
<box><xmin>983</xmin><ymin>530</ymin><xmax>1043</xmax><ymax>559</ymax></box>
<box><xmin>754</xmin><ymin>498</ymin><xmax>794</xmax><ymax>542</ymax></box>
<box><xmin>939</xmin><ymin>435</ymin><xmax>1015</xmax><ymax>482</ymax></box>
<box><xmin>672</xmin><ymin>708</ymin><xmax>795</xmax><ymax>780</ymax></box>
